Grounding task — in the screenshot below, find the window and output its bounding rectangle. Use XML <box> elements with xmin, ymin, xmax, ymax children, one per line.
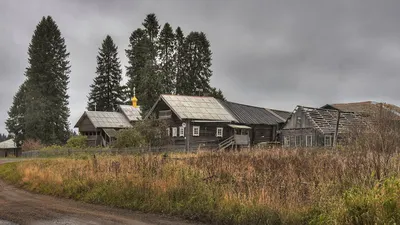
<box><xmin>179</xmin><ymin>126</ymin><xmax>185</xmax><ymax>137</ymax></box>
<box><xmin>193</xmin><ymin>126</ymin><xmax>200</xmax><ymax>136</ymax></box>
<box><xmin>216</xmin><ymin>127</ymin><xmax>223</xmax><ymax>137</ymax></box>
<box><xmin>172</xmin><ymin>127</ymin><xmax>177</xmax><ymax>137</ymax></box>
<box><xmin>306</xmin><ymin>135</ymin><xmax>313</xmax><ymax>147</ymax></box>
<box><xmin>284</xmin><ymin>137</ymin><xmax>290</xmax><ymax>147</ymax></box>
<box><xmin>295</xmin><ymin>136</ymin><xmax>302</xmax><ymax>147</ymax></box>
<box><xmin>166</xmin><ymin>128</ymin><xmax>170</xmax><ymax>137</ymax></box>
<box><xmin>324</xmin><ymin>135</ymin><xmax>332</xmax><ymax>147</ymax></box>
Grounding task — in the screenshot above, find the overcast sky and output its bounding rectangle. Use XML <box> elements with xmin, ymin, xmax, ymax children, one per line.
<box><xmin>1</xmin><ymin>0</ymin><xmax>400</xmax><ymax>134</ymax></box>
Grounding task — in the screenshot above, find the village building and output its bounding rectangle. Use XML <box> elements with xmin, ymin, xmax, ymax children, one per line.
<box><xmin>0</xmin><ymin>139</ymin><xmax>21</xmax><ymax>157</ymax></box>
<box><xmin>145</xmin><ymin>94</ymin><xmax>289</xmax><ymax>150</ymax></box>
<box><xmin>218</xmin><ymin>101</ymin><xmax>288</xmax><ymax>145</ymax></box>
<box><xmin>281</xmin><ymin>105</ymin><xmax>366</xmax><ymax>148</ymax></box>
<box><xmin>74</xmin><ymin>96</ymin><xmax>141</xmax><ymax>147</ymax></box>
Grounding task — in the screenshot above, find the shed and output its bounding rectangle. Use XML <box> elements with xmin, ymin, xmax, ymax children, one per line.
<box><xmin>0</xmin><ymin>139</ymin><xmax>21</xmax><ymax>157</ymax></box>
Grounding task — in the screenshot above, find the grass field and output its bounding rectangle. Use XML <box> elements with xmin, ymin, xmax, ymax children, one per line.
<box><xmin>1</xmin><ymin>148</ymin><xmax>400</xmax><ymax>224</ymax></box>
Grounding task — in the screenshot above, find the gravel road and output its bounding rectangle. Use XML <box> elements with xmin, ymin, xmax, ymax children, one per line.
<box><xmin>0</xmin><ymin>160</ymin><xmax>201</xmax><ymax>225</ymax></box>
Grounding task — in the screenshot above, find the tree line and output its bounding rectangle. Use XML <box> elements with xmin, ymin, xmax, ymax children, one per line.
<box><xmin>6</xmin><ymin>14</ymin><xmax>224</xmax><ymax>147</ymax></box>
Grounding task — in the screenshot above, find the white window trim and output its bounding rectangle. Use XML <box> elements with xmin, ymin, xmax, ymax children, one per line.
<box><xmin>193</xmin><ymin>126</ymin><xmax>200</xmax><ymax>137</ymax></box>
<box><xmin>172</xmin><ymin>127</ymin><xmax>177</xmax><ymax>137</ymax></box>
<box><xmin>167</xmin><ymin>128</ymin><xmax>170</xmax><ymax>137</ymax></box>
<box><xmin>324</xmin><ymin>135</ymin><xmax>332</xmax><ymax>147</ymax></box>
<box><xmin>179</xmin><ymin>126</ymin><xmax>185</xmax><ymax>137</ymax></box>
<box><xmin>306</xmin><ymin>135</ymin><xmax>313</xmax><ymax>147</ymax></box>
<box><xmin>216</xmin><ymin>127</ymin><xmax>223</xmax><ymax>137</ymax></box>
<box><xmin>284</xmin><ymin>137</ymin><xmax>290</xmax><ymax>147</ymax></box>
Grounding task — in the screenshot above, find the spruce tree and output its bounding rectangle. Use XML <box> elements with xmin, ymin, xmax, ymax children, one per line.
<box><xmin>181</xmin><ymin>32</ymin><xmax>213</xmax><ymax>95</ymax></box>
<box><xmin>126</xmin><ymin>28</ymin><xmax>147</xmax><ymax>94</ymax></box>
<box><xmin>23</xmin><ymin>16</ymin><xmax>71</xmax><ymax>145</ymax></box>
<box><xmin>87</xmin><ymin>35</ymin><xmax>124</xmax><ymax>111</ymax></box>
<box><xmin>174</xmin><ymin>27</ymin><xmax>185</xmax><ymax>95</ymax></box>
<box><xmin>158</xmin><ymin>23</ymin><xmax>175</xmax><ymax>94</ymax></box>
<box><xmin>208</xmin><ymin>87</ymin><xmax>225</xmax><ymax>100</ymax></box>
<box><xmin>5</xmin><ymin>82</ymin><xmax>27</xmax><ymax>146</ymax></box>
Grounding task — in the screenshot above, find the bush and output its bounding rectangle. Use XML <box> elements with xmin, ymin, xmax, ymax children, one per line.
<box><xmin>114</xmin><ymin>129</ymin><xmax>145</xmax><ymax>148</ymax></box>
<box><xmin>66</xmin><ymin>135</ymin><xmax>88</xmax><ymax>149</ymax></box>
<box><xmin>21</xmin><ymin>139</ymin><xmax>43</xmax><ymax>151</ymax></box>
<box><xmin>41</xmin><ymin>145</ymin><xmax>65</xmax><ymax>151</ymax></box>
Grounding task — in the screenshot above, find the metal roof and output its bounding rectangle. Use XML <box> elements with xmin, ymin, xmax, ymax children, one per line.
<box><xmin>228</xmin><ymin>124</ymin><xmax>252</xmax><ymax>129</ymax></box>
<box><xmin>219</xmin><ymin>101</ymin><xmax>285</xmax><ymax>125</ymax></box>
<box><xmin>118</xmin><ymin>105</ymin><xmax>141</xmax><ymax>122</ymax></box>
<box><xmin>75</xmin><ymin>111</ymin><xmax>132</xmax><ymax>129</ymax></box>
<box><xmin>0</xmin><ymin>139</ymin><xmax>17</xmax><ymax>149</ymax></box>
<box><xmin>158</xmin><ymin>95</ymin><xmax>237</xmax><ymax>122</ymax></box>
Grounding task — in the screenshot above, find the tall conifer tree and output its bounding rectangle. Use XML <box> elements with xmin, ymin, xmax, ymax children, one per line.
<box><xmin>174</xmin><ymin>27</ymin><xmax>186</xmax><ymax>95</ymax></box>
<box><xmin>158</xmin><ymin>23</ymin><xmax>175</xmax><ymax>94</ymax></box>
<box><xmin>23</xmin><ymin>16</ymin><xmax>70</xmax><ymax>145</ymax></box>
<box><xmin>87</xmin><ymin>35</ymin><xmax>124</xmax><ymax>111</ymax></box>
<box><xmin>5</xmin><ymin>82</ymin><xmax>27</xmax><ymax>146</ymax></box>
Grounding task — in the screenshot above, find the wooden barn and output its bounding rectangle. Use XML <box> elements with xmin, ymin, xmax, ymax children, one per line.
<box><xmin>74</xmin><ymin>104</ymin><xmax>141</xmax><ymax>147</ymax></box>
<box><xmin>281</xmin><ymin>106</ymin><xmax>366</xmax><ymax>148</ymax></box>
<box><xmin>218</xmin><ymin>101</ymin><xmax>288</xmax><ymax>145</ymax></box>
<box><xmin>146</xmin><ymin>94</ymin><xmax>290</xmax><ymax>150</ymax></box>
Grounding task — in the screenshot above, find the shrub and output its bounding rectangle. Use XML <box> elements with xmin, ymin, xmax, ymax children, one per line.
<box><xmin>114</xmin><ymin>128</ymin><xmax>145</xmax><ymax>148</ymax></box>
<box><xmin>21</xmin><ymin>139</ymin><xmax>43</xmax><ymax>151</ymax></box>
<box><xmin>41</xmin><ymin>145</ymin><xmax>65</xmax><ymax>151</ymax></box>
<box><xmin>66</xmin><ymin>135</ymin><xmax>88</xmax><ymax>149</ymax></box>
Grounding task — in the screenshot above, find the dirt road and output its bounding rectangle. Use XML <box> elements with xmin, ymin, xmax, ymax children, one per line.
<box><xmin>0</xmin><ymin>162</ymin><xmax>201</xmax><ymax>225</ymax></box>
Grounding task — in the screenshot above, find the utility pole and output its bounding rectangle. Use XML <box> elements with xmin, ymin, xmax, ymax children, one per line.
<box><xmin>334</xmin><ymin>111</ymin><xmax>341</xmax><ymax>148</ymax></box>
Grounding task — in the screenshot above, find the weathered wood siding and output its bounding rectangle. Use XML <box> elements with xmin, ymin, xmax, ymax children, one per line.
<box><xmin>78</xmin><ymin>117</ymin><xmax>96</xmax><ymax>132</ymax></box>
<box><xmin>251</xmin><ymin>125</ymin><xmax>276</xmax><ymax>144</ymax></box>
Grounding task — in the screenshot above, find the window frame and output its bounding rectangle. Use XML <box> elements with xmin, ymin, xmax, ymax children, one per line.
<box><xmin>216</xmin><ymin>127</ymin><xmax>223</xmax><ymax>137</ymax></box>
<box><xmin>192</xmin><ymin>126</ymin><xmax>200</xmax><ymax>137</ymax></box>
<box><xmin>324</xmin><ymin>135</ymin><xmax>332</xmax><ymax>147</ymax></box>
<box><xmin>179</xmin><ymin>126</ymin><xmax>185</xmax><ymax>137</ymax></box>
<box><xmin>166</xmin><ymin>128</ymin><xmax>170</xmax><ymax>137</ymax></box>
<box><xmin>306</xmin><ymin>135</ymin><xmax>313</xmax><ymax>147</ymax></box>
<box><xmin>295</xmin><ymin>135</ymin><xmax>302</xmax><ymax>147</ymax></box>
<box><xmin>172</xmin><ymin>127</ymin><xmax>177</xmax><ymax>137</ymax></box>
<box><xmin>284</xmin><ymin>136</ymin><xmax>290</xmax><ymax>147</ymax></box>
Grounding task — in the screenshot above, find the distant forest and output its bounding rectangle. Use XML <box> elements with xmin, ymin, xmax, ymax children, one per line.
<box><xmin>0</xmin><ymin>134</ymin><xmax>11</xmax><ymax>142</ymax></box>
<box><xmin>6</xmin><ymin>13</ymin><xmax>223</xmax><ymax>146</ymax></box>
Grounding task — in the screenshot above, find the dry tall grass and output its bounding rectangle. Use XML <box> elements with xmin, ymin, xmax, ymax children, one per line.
<box><xmin>2</xmin><ymin>147</ymin><xmax>400</xmax><ymax>224</ymax></box>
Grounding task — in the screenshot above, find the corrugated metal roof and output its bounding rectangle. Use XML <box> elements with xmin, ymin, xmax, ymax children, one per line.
<box><xmin>160</xmin><ymin>95</ymin><xmax>237</xmax><ymax>122</ymax></box>
<box><xmin>118</xmin><ymin>105</ymin><xmax>141</xmax><ymax>121</ymax></box>
<box><xmin>219</xmin><ymin>101</ymin><xmax>285</xmax><ymax>125</ymax></box>
<box><xmin>75</xmin><ymin>111</ymin><xmax>132</xmax><ymax>129</ymax></box>
<box><xmin>0</xmin><ymin>139</ymin><xmax>17</xmax><ymax>149</ymax></box>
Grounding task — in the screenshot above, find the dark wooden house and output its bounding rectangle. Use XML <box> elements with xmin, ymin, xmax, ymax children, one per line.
<box><xmin>218</xmin><ymin>101</ymin><xmax>288</xmax><ymax>145</ymax></box>
<box><xmin>74</xmin><ymin>105</ymin><xmax>141</xmax><ymax>147</ymax></box>
<box><xmin>281</xmin><ymin>106</ymin><xmax>366</xmax><ymax>148</ymax></box>
<box><xmin>146</xmin><ymin>95</ymin><xmax>290</xmax><ymax>150</ymax></box>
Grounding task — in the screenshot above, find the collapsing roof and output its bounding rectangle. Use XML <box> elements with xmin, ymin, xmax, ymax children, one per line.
<box><xmin>147</xmin><ymin>94</ymin><xmax>238</xmax><ymax>122</ymax></box>
<box><xmin>219</xmin><ymin>101</ymin><xmax>286</xmax><ymax>125</ymax></box>
<box><xmin>323</xmin><ymin>101</ymin><xmax>400</xmax><ymax>119</ymax></box>
<box><xmin>74</xmin><ymin>111</ymin><xmax>132</xmax><ymax>129</ymax></box>
<box><xmin>289</xmin><ymin>106</ymin><xmax>367</xmax><ymax>134</ymax></box>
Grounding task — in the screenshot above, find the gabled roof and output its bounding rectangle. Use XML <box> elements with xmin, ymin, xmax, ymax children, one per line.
<box><xmin>218</xmin><ymin>101</ymin><xmax>285</xmax><ymax>125</ymax></box>
<box><xmin>74</xmin><ymin>111</ymin><xmax>132</xmax><ymax>129</ymax></box>
<box><xmin>147</xmin><ymin>94</ymin><xmax>237</xmax><ymax>122</ymax></box>
<box><xmin>118</xmin><ymin>105</ymin><xmax>141</xmax><ymax>122</ymax></box>
<box><xmin>322</xmin><ymin>101</ymin><xmax>400</xmax><ymax>119</ymax></box>
<box><xmin>0</xmin><ymin>139</ymin><xmax>17</xmax><ymax>149</ymax></box>
<box><xmin>287</xmin><ymin>106</ymin><xmax>367</xmax><ymax>134</ymax></box>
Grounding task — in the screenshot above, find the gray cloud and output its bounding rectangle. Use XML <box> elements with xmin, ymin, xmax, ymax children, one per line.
<box><xmin>1</xmin><ymin>0</ymin><xmax>400</xmax><ymax>134</ymax></box>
